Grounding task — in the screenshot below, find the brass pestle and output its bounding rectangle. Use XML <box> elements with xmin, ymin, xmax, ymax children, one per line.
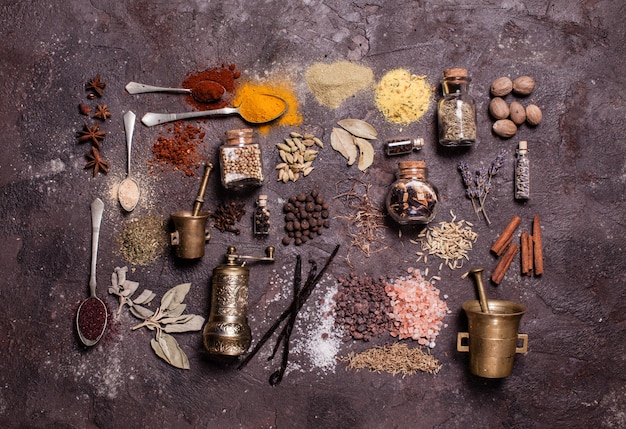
<box><xmin>469</xmin><ymin>267</ymin><xmax>490</xmax><ymax>314</ymax></box>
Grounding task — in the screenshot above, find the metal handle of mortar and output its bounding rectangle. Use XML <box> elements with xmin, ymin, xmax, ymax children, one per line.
<box><xmin>457</xmin><ymin>332</ymin><xmax>529</xmax><ymax>354</ymax></box>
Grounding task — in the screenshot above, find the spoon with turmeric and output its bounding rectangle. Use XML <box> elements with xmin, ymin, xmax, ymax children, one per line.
<box><xmin>141</xmin><ymin>93</ymin><xmax>288</xmax><ymax>127</ymax></box>
<box><xmin>125</xmin><ymin>80</ymin><xmax>226</xmax><ymax>104</ymax></box>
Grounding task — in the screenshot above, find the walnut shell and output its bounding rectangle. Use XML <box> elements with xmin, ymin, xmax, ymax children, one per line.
<box><xmin>509</xmin><ymin>101</ymin><xmax>527</xmax><ymax>125</ymax></box>
<box><xmin>513</xmin><ymin>76</ymin><xmax>536</xmax><ymax>96</ymax></box>
<box><xmin>490</xmin><ymin>77</ymin><xmax>513</xmax><ymax>97</ymax></box>
<box><xmin>526</xmin><ymin>104</ymin><xmax>543</xmax><ymax>126</ymax></box>
<box><xmin>489</xmin><ymin>97</ymin><xmax>510</xmax><ymax>119</ymax></box>
<box><xmin>493</xmin><ymin>119</ymin><xmax>517</xmax><ymax>138</ymax></box>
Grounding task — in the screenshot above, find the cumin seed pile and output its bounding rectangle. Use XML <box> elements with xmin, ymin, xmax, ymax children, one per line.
<box><xmin>340</xmin><ymin>343</ymin><xmax>441</xmax><ymax>376</ymax></box>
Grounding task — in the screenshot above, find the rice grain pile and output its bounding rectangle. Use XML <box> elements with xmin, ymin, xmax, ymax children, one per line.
<box><xmin>385</xmin><ymin>269</ymin><xmax>448</xmax><ymax>347</ymax></box>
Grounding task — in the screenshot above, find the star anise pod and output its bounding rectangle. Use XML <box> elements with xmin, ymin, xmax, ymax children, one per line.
<box><xmin>93</xmin><ymin>104</ymin><xmax>111</xmax><ymax>121</ymax></box>
<box><xmin>77</xmin><ymin>122</ymin><xmax>106</xmax><ymax>147</ymax></box>
<box><xmin>86</xmin><ymin>74</ymin><xmax>106</xmax><ymax>97</ymax></box>
<box><xmin>85</xmin><ymin>146</ymin><xmax>109</xmax><ymax>177</ymax></box>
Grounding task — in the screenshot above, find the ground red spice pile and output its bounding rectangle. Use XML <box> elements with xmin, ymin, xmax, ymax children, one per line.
<box><xmin>182</xmin><ymin>63</ymin><xmax>241</xmax><ymax>110</ymax></box>
<box><xmin>149</xmin><ymin>122</ymin><xmax>206</xmax><ymax>176</ymax></box>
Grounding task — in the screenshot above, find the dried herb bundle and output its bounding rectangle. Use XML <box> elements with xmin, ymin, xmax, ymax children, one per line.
<box><xmin>340</xmin><ymin>343</ymin><xmax>441</xmax><ymax>376</ymax></box>
<box><xmin>109</xmin><ymin>267</ymin><xmax>205</xmax><ymax>369</ymax></box>
<box><xmin>335</xmin><ymin>179</ymin><xmax>387</xmax><ymax>262</ymax></box>
<box><xmin>458</xmin><ymin>151</ymin><xmax>504</xmax><ymax>224</ymax></box>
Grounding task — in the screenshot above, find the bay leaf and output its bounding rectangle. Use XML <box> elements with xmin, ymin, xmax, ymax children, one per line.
<box><xmin>160</xmin><ymin>283</ymin><xmax>191</xmax><ymax>311</ymax></box>
<box><xmin>355</xmin><ymin>137</ymin><xmax>375</xmax><ymax>171</ymax></box>
<box><xmin>163</xmin><ymin>315</ymin><xmax>205</xmax><ymax>333</ymax></box>
<box><xmin>330</xmin><ymin>127</ymin><xmax>352</xmax><ymax>161</ymax></box>
<box><xmin>337</xmin><ymin>118</ymin><xmax>378</xmax><ymax>140</ymax></box>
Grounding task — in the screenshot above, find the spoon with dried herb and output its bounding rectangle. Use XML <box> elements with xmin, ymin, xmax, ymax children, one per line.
<box><xmin>125</xmin><ymin>80</ymin><xmax>225</xmax><ymax>103</ymax></box>
<box><xmin>76</xmin><ymin>198</ymin><xmax>108</xmax><ymax>346</ymax></box>
<box><xmin>118</xmin><ymin>111</ymin><xmax>140</xmax><ymax>212</ymax></box>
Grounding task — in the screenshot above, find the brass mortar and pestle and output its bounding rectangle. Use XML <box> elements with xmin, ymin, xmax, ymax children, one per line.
<box><xmin>457</xmin><ymin>267</ymin><xmax>528</xmax><ymax>378</ymax></box>
<box><xmin>203</xmin><ymin>246</ymin><xmax>275</xmax><ymax>358</ymax></box>
<box><xmin>170</xmin><ymin>163</ymin><xmax>213</xmax><ymax>259</ymax></box>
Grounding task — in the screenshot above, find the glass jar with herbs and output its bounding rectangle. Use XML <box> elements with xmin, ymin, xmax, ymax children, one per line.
<box><xmin>437</xmin><ymin>68</ymin><xmax>477</xmax><ymax>147</ymax></box>
<box><xmin>385</xmin><ymin>160</ymin><xmax>439</xmax><ymax>225</ymax></box>
<box><xmin>219</xmin><ymin>128</ymin><xmax>264</xmax><ymax>190</ymax></box>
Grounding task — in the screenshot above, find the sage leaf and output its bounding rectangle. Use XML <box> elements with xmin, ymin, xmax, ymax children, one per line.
<box><xmin>160</xmin><ymin>283</ymin><xmax>191</xmax><ymax>311</ymax></box>
<box><xmin>120</xmin><ymin>280</ymin><xmax>140</xmax><ymax>297</ymax></box>
<box><xmin>133</xmin><ymin>289</ymin><xmax>156</xmax><ymax>305</ymax></box>
<box><xmin>130</xmin><ymin>304</ymin><xmax>154</xmax><ymax>320</ymax></box>
<box><xmin>150</xmin><ymin>338</ymin><xmax>169</xmax><ymax>363</ymax></box>
<box><xmin>163</xmin><ymin>315</ymin><xmax>205</xmax><ymax>333</ymax></box>
<box><xmin>158</xmin><ymin>333</ymin><xmax>190</xmax><ymax>370</ymax></box>
<box><xmin>165</xmin><ymin>303</ymin><xmax>186</xmax><ymax>318</ymax></box>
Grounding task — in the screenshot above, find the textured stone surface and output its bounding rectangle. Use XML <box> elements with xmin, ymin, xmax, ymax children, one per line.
<box><xmin>0</xmin><ymin>1</ymin><xmax>624</xmax><ymax>428</ymax></box>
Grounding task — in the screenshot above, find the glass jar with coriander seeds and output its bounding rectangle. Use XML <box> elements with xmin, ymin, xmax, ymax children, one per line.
<box><xmin>385</xmin><ymin>160</ymin><xmax>439</xmax><ymax>225</ymax></box>
<box><xmin>437</xmin><ymin>68</ymin><xmax>477</xmax><ymax>147</ymax></box>
<box><xmin>219</xmin><ymin>128</ymin><xmax>264</xmax><ymax>190</ymax></box>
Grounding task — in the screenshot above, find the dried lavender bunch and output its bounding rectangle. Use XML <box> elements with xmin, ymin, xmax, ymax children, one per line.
<box><xmin>457</xmin><ymin>151</ymin><xmax>505</xmax><ymax>225</ymax></box>
<box><xmin>458</xmin><ymin>161</ymin><xmax>479</xmax><ymax>216</ymax></box>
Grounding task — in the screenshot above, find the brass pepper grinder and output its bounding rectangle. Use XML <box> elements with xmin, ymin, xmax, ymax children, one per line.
<box><xmin>170</xmin><ymin>163</ymin><xmax>213</xmax><ymax>259</ymax></box>
<box><xmin>203</xmin><ymin>246</ymin><xmax>275</xmax><ymax>357</ymax></box>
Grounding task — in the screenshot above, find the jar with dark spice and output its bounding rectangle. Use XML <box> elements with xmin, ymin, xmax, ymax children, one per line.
<box><xmin>385</xmin><ymin>161</ymin><xmax>439</xmax><ymax>225</ymax></box>
<box><xmin>219</xmin><ymin>128</ymin><xmax>264</xmax><ymax>190</ymax></box>
<box><xmin>253</xmin><ymin>194</ymin><xmax>270</xmax><ymax>236</ymax></box>
<box><xmin>437</xmin><ymin>68</ymin><xmax>477</xmax><ymax>147</ymax></box>
<box><xmin>384</xmin><ymin>137</ymin><xmax>425</xmax><ymax>156</ymax></box>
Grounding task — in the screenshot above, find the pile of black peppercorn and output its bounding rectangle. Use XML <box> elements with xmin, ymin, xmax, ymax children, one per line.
<box><xmin>281</xmin><ymin>189</ymin><xmax>330</xmax><ymax>246</ymax></box>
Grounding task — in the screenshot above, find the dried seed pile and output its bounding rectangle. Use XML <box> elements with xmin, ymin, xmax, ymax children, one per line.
<box><xmin>211</xmin><ymin>201</ymin><xmax>246</xmax><ymax>234</ymax></box>
<box><xmin>281</xmin><ymin>190</ymin><xmax>330</xmax><ymax>246</ymax></box>
<box><xmin>340</xmin><ymin>343</ymin><xmax>441</xmax><ymax>376</ymax></box>
<box><xmin>275</xmin><ymin>131</ymin><xmax>323</xmax><ymax>183</ymax></box>
<box><xmin>385</xmin><ymin>269</ymin><xmax>448</xmax><ymax>347</ymax></box>
<box><xmin>415</xmin><ymin>213</ymin><xmax>477</xmax><ymax>269</ymax></box>
<box><xmin>334</xmin><ymin>273</ymin><xmax>394</xmax><ymax>341</ymax></box>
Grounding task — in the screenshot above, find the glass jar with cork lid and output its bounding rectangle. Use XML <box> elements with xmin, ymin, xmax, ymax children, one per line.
<box><xmin>437</xmin><ymin>68</ymin><xmax>477</xmax><ymax>147</ymax></box>
<box><xmin>219</xmin><ymin>128</ymin><xmax>264</xmax><ymax>190</ymax></box>
<box><xmin>385</xmin><ymin>160</ymin><xmax>439</xmax><ymax>225</ymax></box>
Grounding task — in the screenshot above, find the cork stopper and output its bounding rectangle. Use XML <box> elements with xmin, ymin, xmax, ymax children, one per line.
<box><xmin>258</xmin><ymin>194</ymin><xmax>268</xmax><ymax>206</ymax></box>
<box><xmin>443</xmin><ymin>68</ymin><xmax>468</xmax><ymax>78</ymax></box>
<box><xmin>225</xmin><ymin>128</ymin><xmax>254</xmax><ymax>145</ymax></box>
<box><xmin>518</xmin><ymin>140</ymin><xmax>528</xmax><ymax>154</ymax></box>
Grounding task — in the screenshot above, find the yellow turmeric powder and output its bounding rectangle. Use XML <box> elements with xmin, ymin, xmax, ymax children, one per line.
<box><xmin>375</xmin><ymin>69</ymin><xmax>432</xmax><ymax>125</ymax></box>
<box><xmin>233</xmin><ymin>80</ymin><xmax>302</xmax><ymax>133</ymax></box>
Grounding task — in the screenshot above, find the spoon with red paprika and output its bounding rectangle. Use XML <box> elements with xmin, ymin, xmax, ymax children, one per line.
<box><xmin>76</xmin><ymin>198</ymin><xmax>108</xmax><ymax>347</ymax></box>
<box><xmin>125</xmin><ymin>80</ymin><xmax>226</xmax><ymax>104</ymax></box>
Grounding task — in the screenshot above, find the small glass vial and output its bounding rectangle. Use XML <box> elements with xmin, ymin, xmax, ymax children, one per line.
<box><xmin>515</xmin><ymin>140</ymin><xmax>530</xmax><ymax>200</ymax></box>
<box><xmin>385</xmin><ymin>160</ymin><xmax>439</xmax><ymax>225</ymax></box>
<box><xmin>385</xmin><ymin>137</ymin><xmax>425</xmax><ymax>156</ymax></box>
<box><xmin>253</xmin><ymin>194</ymin><xmax>270</xmax><ymax>236</ymax></box>
<box><xmin>219</xmin><ymin>128</ymin><xmax>264</xmax><ymax>190</ymax></box>
<box><xmin>437</xmin><ymin>68</ymin><xmax>477</xmax><ymax>147</ymax></box>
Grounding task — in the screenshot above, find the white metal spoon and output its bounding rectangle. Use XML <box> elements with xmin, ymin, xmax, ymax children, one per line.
<box><xmin>125</xmin><ymin>81</ymin><xmax>225</xmax><ymax>103</ymax></box>
<box><xmin>76</xmin><ymin>198</ymin><xmax>108</xmax><ymax>347</ymax></box>
<box><xmin>118</xmin><ymin>111</ymin><xmax>140</xmax><ymax>212</ymax></box>
<box><xmin>141</xmin><ymin>94</ymin><xmax>287</xmax><ymax>127</ymax></box>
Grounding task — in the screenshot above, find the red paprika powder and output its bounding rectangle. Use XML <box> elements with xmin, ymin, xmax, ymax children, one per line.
<box><xmin>182</xmin><ymin>64</ymin><xmax>241</xmax><ymax>110</ymax></box>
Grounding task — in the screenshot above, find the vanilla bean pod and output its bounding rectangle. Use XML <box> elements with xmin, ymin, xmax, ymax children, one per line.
<box><xmin>238</xmin><ymin>245</ymin><xmax>340</xmax><ymax>373</ymax></box>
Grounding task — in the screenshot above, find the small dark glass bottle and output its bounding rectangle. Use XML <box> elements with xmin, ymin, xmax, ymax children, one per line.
<box><xmin>437</xmin><ymin>68</ymin><xmax>478</xmax><ymax>147</ymax></box>
<box><xmin>253</xmin><ymin>195</ymin><xmax>270</xmax><ymax>236</ymax></box>
<box><xmin>385</xmin><ymin>160</ymin><xmax>439</xmax><ymax>225</ymax></box>
<box><xmin>384</xmin><ymin>137</ymin><xmax>425</xmax><ymax>156</ymax></box>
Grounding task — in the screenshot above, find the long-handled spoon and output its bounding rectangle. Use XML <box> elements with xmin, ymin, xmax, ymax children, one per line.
<box><xmin>141</xmin><ymin>94</ymin><xmax>287</xmax><ymax>127</ymax></box>
<box><xmin>118</xmin><ymin>111</ymin><xmax>140</xmax><ymax>212</ymax></box>
<box><xmin>125</xmin><ymin>80</ymin><xmax>226</xmax><ymax>103</ymax></box>
<box><xmin>76</xmin><ymin>198</ymin><xmax>108</xmax><ymax>346</ymax></box>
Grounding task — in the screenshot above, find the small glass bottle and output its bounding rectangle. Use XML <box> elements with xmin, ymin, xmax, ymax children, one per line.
<box><xmin>515</xmin><ymin>140</ymin><xmax>530</xmax><ymax>200</ymax></box>
<box><xmin>253</xmin><ymin>194</ymin><xmax>270</xmax><ymax>236</ymax></box>
<box><xmin>219</xmin><ymin>128</ymin><xmax>264</xmax><ymax>190</ymax></box>
<box><xmin>384</xmin><ymin>137</ymin><xmax>425</xmax><ymax>156</ymax></box>
<box><xmin>385</xmin><ymin>160</ymin><xmax>439</xmax><ymax>225</ymax></box>
<box><xmin>437</xmin><ymin>68</ymin><xmax>477</xmax><ymax>147</ymax></box>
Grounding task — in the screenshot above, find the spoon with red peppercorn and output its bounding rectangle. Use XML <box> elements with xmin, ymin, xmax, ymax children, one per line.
<box><xmin>125</xmin><ymin>80</ymin><xmax>226</xmax><ymax>104</ymax></box>
<box><xmin>76</xmin><ymin>198</ymin><xmax>108</xmax><ymax>347</ymax></box>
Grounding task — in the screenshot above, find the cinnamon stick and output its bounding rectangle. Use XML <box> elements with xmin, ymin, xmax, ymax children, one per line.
<box><xmin>491</xmin><ymin>243</ymin><xmax>519</xmax><ymax>285</ymax></box>
<box><xmin>491</xmin><ymin>215</ymin><xmax>522</xmax><ymax>256</ymax></box>
<box><xmin>520</xmin><ymin>231</ymin><xmax>530</xmax><ymax>275</ymax></box>
<box><xmin>527</xmin><ymin>234</ymin><xmax>534</xmax><ymax>276</ymax></box>
<box><xmin>533</xmin><ymin>215</ymin><xmax>544</xmax><ymax>275</ymax></box>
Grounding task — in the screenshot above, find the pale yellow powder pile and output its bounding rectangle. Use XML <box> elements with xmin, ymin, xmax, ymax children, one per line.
<box><xmin>305</xmin><ymin>61</ymin><xmax>374</xmax><ymax>109</ymax></box>
<box><xmin>375</xmin><ymin>69</ymin><xmax>432</xmax><ymax>125</ymax></box>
